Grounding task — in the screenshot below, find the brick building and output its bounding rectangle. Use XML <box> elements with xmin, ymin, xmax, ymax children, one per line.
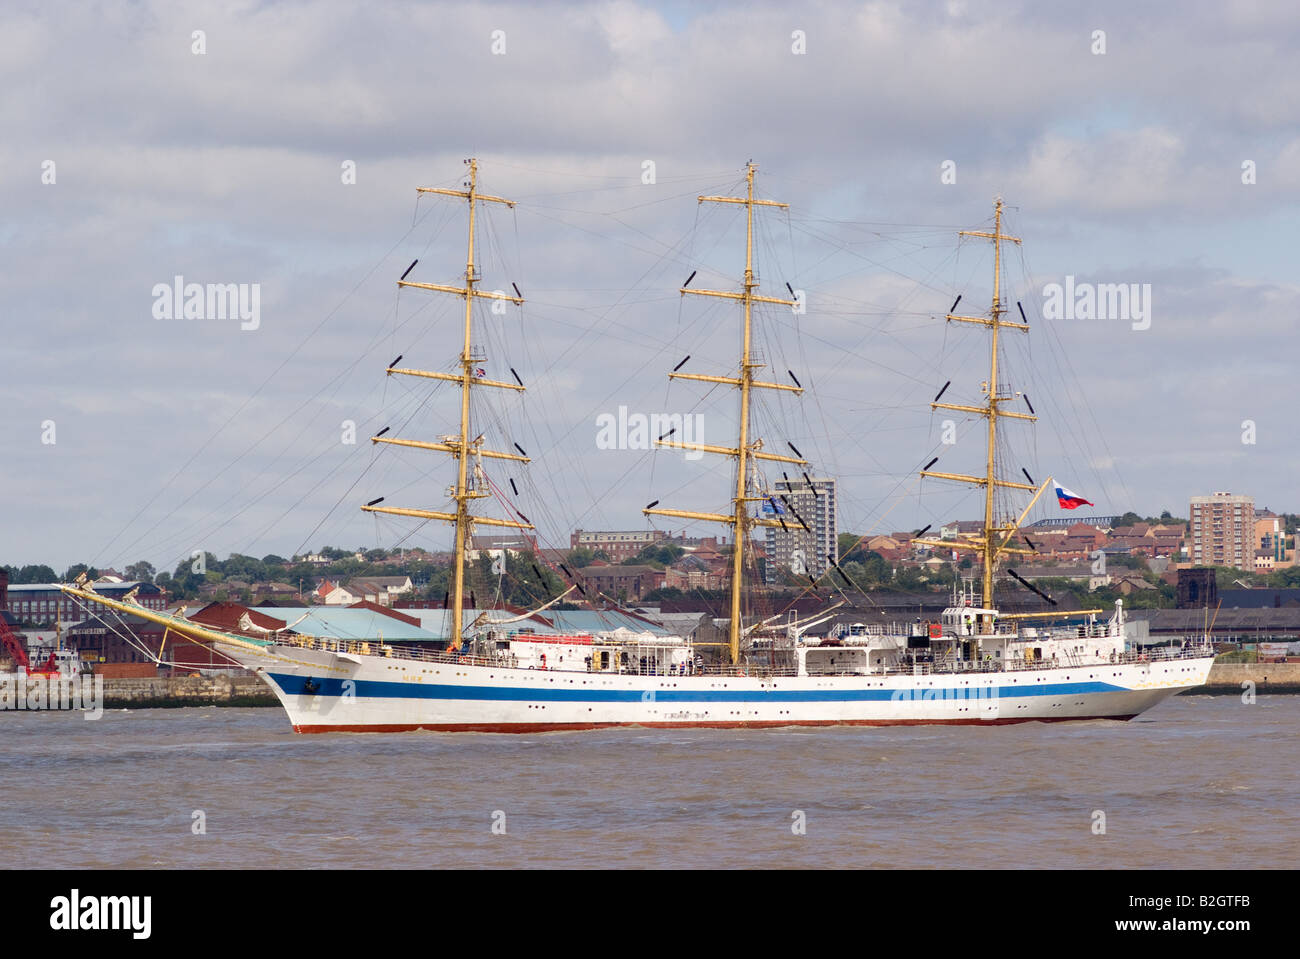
<box><xmin>570</xmin><ymin>529</ymin><xmax>669</xmax><ymax>562</ymax></box>
<box><xmin>5</xmin><ymin>581</ymin><xmax>167</xmax><ymax>626</ymax></box>
<box><xmin>578</xmin><ymin>564</ymin><xmax>666</xmax><ymax>602</ymax></box>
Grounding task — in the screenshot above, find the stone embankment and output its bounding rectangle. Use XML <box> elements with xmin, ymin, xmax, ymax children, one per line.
<box><xmin>1200</xmin><ymin>662</ymin><xmax>1300</xmax><ymax>694</ymax></box>
<box><xmin>102</xmin><ymin>673</ymin><xmax>276</xmax><ymax>708</ymax></box>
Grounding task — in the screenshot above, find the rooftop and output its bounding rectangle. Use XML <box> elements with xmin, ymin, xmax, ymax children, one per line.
<box><xmin>248</xmin><ymin>606</ymin><xmax>440</xmax><ymax>642</ymax></box>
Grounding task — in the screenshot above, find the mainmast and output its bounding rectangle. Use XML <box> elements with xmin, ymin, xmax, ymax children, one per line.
<box><xmin>643</xmin><ymin>162</ymin><xmax>805</xmax><ymax>664</ymax></box>
<box><xmin>362</xmin><ymin>158</ymin><xmax>532</xmax><ymax>649</ymax></box>
<box><xmin>913</xmin><ymin>198</ymin><xmax>1037</xmax><ymax>632</ymax></box>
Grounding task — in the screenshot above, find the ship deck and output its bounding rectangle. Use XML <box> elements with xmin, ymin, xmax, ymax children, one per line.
<box><xmin>266</xmin><ymin>633</ymin><xmax>1214</xmax><ymax>680</ymax></box>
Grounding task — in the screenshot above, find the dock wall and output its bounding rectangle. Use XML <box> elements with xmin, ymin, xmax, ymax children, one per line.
<box><xmin>101</xmin><ymin>673</ymin><xmax>277</xmax><ymax>708</ymax></box>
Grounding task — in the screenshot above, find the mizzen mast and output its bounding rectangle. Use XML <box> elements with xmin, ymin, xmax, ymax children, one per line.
<box><xmin>913</xmin><ymin>198</ymin><xmax>1037</xmax><ymax>632</ymax></box>
<box><xmin>643</xmin><ymin>162</ymin><xmax>805</xmax><ymax>664</ymax></box>
<box><xmin>362</xmin><ymin>158</ymin><xmax>531</xmax><ymax>649</ymax></box>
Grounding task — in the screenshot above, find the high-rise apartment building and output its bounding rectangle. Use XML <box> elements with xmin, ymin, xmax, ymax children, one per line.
<box><xmin>1188</xmin><ymin>492</ymin><xmax>1254</xmax><ymax>569</ymax></box>
<box><xmin>763</xmin><ymin>476</ymin><xmax>838</xmax><ymax>583</ymax></box>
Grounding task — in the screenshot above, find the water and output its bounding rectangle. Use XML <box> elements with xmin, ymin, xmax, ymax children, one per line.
<box><xmin>2</xmin><ymin>695</ymin><xmax>1293</xmax><ymax>868</ymax></box>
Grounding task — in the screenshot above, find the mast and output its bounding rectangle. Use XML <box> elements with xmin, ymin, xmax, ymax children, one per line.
<box><xmin>913</xmin><ymin>198</ymin><xmax>1037</xmax><ymax>633</ymax></box>
<box><xmin>643</xmin><ymin>162</ymin><xmax>806</xmax><ymax>664</ymax></box>
<box><xmin>362</xmin><ymin>158</ymin><xmax>532</xmax><ymax>649</ymax></box>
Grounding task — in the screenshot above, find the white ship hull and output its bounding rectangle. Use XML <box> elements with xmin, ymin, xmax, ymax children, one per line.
<box><xmin>215</xmin><ymin>640</ymin><xmax>1214</xmax><ymax>733</ymax></box>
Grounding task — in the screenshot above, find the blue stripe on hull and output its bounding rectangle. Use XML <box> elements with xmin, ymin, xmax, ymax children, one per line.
<box><xmin>267</xmin><ymin>673</ymin><xmax>1126</xmax><ymax>703</ymax></box>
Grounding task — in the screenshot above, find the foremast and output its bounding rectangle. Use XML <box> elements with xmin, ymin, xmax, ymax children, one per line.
<box><xmin>643</xmin><ymin>162</ymin><xmax>806</xmax><ymax>664</ymax></box>
<box><xmin>362</xmin><ymin>158</ymin><xmax>532</xmax><ymax>649</ymax></box>
<box><xmin>913</xmin><ymin>198</ymin><xmax>1044</xmax><ymax>634</ymax></box>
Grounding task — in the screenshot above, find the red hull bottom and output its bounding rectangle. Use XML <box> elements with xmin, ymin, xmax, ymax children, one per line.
<box><xmin>291</xmin><ymin>715</ymin><xmax>1139</xmax><ymax>734</ymax></box>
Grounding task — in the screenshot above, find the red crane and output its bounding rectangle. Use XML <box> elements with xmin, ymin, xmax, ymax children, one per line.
<box><xmin>0</xmin><ymin>619</ymin><xmax>59</xmax><ymax>675</ymax></box>
<box><xmin>0</xmin><ymin>618</ymin><xmax>29</xmax><ymax>670</ymax></box>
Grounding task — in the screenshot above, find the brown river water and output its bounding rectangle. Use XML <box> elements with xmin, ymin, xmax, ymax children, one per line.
<box><xmin>1</xmin><ymin>693</ymin><xmax>1293</xmax><ymax>869</ymax></box>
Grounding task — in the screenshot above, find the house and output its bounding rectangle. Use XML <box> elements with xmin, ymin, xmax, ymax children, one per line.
<box><xmin>578</xmin><ymin>565</ymin><xmax>666</xmax><ymax>602</ymax></box>
<box><xmin>864</xmin><ymin>535</ymin><xmax>906</xmax><ymax>560</ymax></box>
<box><xmin>1112</xmin><ymin>574</ymin><xmax>1156</xmax><ymax>596</ymax></box>
<box><xmin>1023</xmin><ymin>527</ymin><xmax>1067</xmax><ymax>556</ymax></box>
<box><xmin>252</xmin><ymin>581</ymin><xmax>298</xmax><ymax>597</ymax></box>
<box><xmin>250</xmin><ymin>581</ymin><xmax>300</xmax><ymax>604</ymax></box>
<box><xmin>322</xmin><ymin>576</ymin><xmax>415</xmax><ymax>607</ymax></box>
<box><xmin>664</xmin><ymin>566</ymin><xmax>726</xmax><ymax>590</ymax></box>
<box><xmin>940</xmin><ymin>520</ymin><xmax>983</xmax><ymax>541</ymax></box>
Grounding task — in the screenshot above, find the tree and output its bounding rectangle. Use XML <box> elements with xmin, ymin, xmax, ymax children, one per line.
<box><xmin>838</xmin><ymin>532</ymin><xmax>864</xmax><ymax>560</ymax></box>
<box><xmin>567</xmin><ymin>548</ymin><xmax>602</xmax><ymax>568</ymax></box>
<box><xmin>7</xmin><ymin>564</ymin><xmax>57</xmax><ymax>584</ymax></box>
<box><xmin>125</xmin><ymin>560</ymin><xmax>156</xmax><ymax>583</ymax></box>
<box><xmin>420</xmin><ymin>565</ymin><xmax>452</xmax><ymax>602</ymax></box>
<box><xmin>893</xmin><ymin>567</ymin><xmax>926</xmax><ymax>591</ymax></box>
<box><xmin>839</xmin><ymin>550</ymin><xmax>890</xmax><ymax>588</ymax></box>
<box><xmin>659</xmin><ymin>543</ymin><xmax>684</xmax><ymax>565</ymax></box>
<box><xmin>643</xmin><ymin>586</ymin><xmax>683</xmax><ymax>603</ymax></box>
<box><xmin>1267</xmin><ymin>566</ymin><xmax>1300</xmax><ymax>588</ymax></box>
<box><xmin>625</xmin><ymin>543</ymin><xmax>684</xmax><ymax>569</ymax></box>
<box><xmin>493</xmin><ymin>551</ymin><xmax>564</xmax><ymax>607</ymax></box>
<box><xmin>168</xmin><ymin>553</ymin><xmax>218</xmax><ymax>599</ymax></box>
<box><xmin>926</xmin><ymin>563</ymin><xmax>959</xmax><ymax>589</ymax></box>
<box><xmin>223</xmin><ymin>553</ymin><xmax>267</xmax><ymax>583</ymax></box>
<box><xmin>62</xmin><ymin>563</ymin><xmax>99</xmax><ymax>582</ymax></box>
<box><xmin>1213</xmin><ymin>565</ymin><xmax>1263</xmax><ymax>589</ymax></box>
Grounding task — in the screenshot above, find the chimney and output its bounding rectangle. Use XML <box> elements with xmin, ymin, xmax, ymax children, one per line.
<box><xmin>0</xmin><ymin>568</ymin><xmax>8</xmax><ymax>611</ymax></box>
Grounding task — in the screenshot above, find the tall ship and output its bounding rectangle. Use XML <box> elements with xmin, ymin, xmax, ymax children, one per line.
<box><xmin>58</xmin><ymin>161</ymin><xmax>1214</xmax><ymax>732</ymax></box>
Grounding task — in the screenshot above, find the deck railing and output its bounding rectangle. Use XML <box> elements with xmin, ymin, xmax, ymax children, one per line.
<box><xmin>275</xmin><ymin>633</ymin><xmax>1211</xmax><ymax>679</ymax></box>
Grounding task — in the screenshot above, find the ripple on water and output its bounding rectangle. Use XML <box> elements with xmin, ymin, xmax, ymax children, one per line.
<box><xmin>2</xmin><ymin>699</ymin><xmax>1298</xmax><ymax>868</ymax></box>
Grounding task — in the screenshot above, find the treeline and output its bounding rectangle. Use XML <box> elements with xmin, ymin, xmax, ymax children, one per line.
<box><xmin>565</xmin><ymin>543</ymin><xmax>686</xmax><ymax>569</ymax></box>
<box><xmin>4</xmin><ymin>548</ymin><xmax>443</xmax><ymax>602</ymax></box>
<box><xmin>152</xmin><ymin>551</ymin><xmax>442</xmax><ymax>600</ymax></box>
<box><xmin>4</xmin><ymin>563</ymin><xmax>99</xmax><ymax>584</ymax></box>
<box><xmin>167</xmin><ymin>548</ymin><xmax>566</xmax><ymax>607</ymax></box>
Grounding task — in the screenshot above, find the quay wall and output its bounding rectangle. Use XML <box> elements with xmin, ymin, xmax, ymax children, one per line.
<box><xmin>1198</xmin><ymin>662</ymin><xmax>1300</xmax><ymax>694</ymax></box>
<box><xmin>101</xmin><ymin>673</ymin><xmax>277</xmax><ymax>708</ymax></box>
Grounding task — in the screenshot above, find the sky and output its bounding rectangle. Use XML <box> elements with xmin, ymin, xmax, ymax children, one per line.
<box><xmin>3</xmin><ymin>0</ymin><xmax>1298</xmax><ymax>575</ymax></box>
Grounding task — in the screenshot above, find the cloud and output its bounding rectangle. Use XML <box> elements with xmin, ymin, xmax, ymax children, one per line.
<box><xmin>2</xmin><ymin>0</ymin><xmax>1298</xmax><ymax>570</ymax></box>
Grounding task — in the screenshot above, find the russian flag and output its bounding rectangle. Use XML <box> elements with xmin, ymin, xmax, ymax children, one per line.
<box><xmin>1055</xmin><ymin>484</ymin><xmax>1094</xmax><ymax>510</ymax></box>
